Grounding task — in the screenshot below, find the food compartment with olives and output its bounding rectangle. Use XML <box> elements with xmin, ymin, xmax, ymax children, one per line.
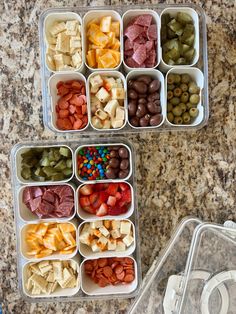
<box><xmin>166</xmin><ymin>67</ymin><xmax>204</xmax><ymax>126</ymax></box>
<box><xmin>75</xmin><ymin>144</ymin><xmax>132</xmax><ymax>182</ymax></box>
<box><xmin>127</xmin><ymin>69</ymin><xmax>165</xmax><ymax>128</ymax></box>
<box><xmin>160</xmin><ymin>7</ymin><xmax>199</xmax><ymax>69</ymax></box>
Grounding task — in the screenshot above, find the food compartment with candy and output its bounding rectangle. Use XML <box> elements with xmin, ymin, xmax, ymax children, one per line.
<box><xmin>48</xmin><ymin>72</ymin><xmax>88</xmax><ymax>132</ymax></box>
<box><xmin>87</xmin><ymin>71</ymin><xmax>127</xmax><ymax>130</ymax></box>
<box><xmin>44</xmin><ymin>12</ymin><xmax>83</xmax><ymax>72</ymax></box>
<box><xmin>22</xmin><ymin>258</ymin><xmax>80</xmax><ymax>297</ymax></box>
<box><xmin>81</xmin><ymin>257</ymin><xmax>137</xmax><ymax>295</ymax></box>
<box><xmin>20</xmin><ymin>221</ymin><xmax>77</xmax><ymax>260</ymax></box>
<box><xmin>16</xmin><ymin>145</ymin><xmax>73</xmax><ymax>184</ymax></box>
<box><xmin>166</xmin><ymin>67</ymin><xmax>204</xmax><ymax>126</ymax></box>
<box><xmin>122</xmin><ymin>9</ymin><xmax>161</xmax><ymax>70</ymax></box>
<box><xmin>75</xmin><ymin>144</ymin><xmax>132</xmax><ymax>182</ymax></box>
<box><xmin>18</xmin><ymin>183</ymin><xmax>76</xmax><ymax>222</ymax></box>
<box><xmin>77</xmin><ymin>182</ymin><xmax>134</xmax><ymax>220</ymax></box>
<box><xmin>79</xmin><ymin>219</ymin><xmax>135</xmax><ymax>258</ymax></box>
<box><xmin>83</xmin><ymin>10</ymin><xmax>122</xmax><ymax>70</ymax></box>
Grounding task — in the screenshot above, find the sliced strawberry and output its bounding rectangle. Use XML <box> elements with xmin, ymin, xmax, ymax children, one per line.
<box><xmin>89</xmin><ymin>192</ymin><xmax>99</xmax><ymax>205</ymax></box>
<box><xmin>121</xmin><ymin>189</ymin><xmax>132</xmax><ymax>204</ymax></box>
<box><xmin>79</xmin><ymin>196</ymin><xmax>91</xmax><ymax>208</ymax></box>
<box><xmin>119</xmin><ymin>183</ymin><xmax>129</xmax><ymax>191</ymax></box>
<box><xmin>83</xmin><ymin>205</ymin><xmax>96</xmax><ymax>214</ymax></box>
<box><xmin>99</xmin><ymin>191</ymin><xmax>109</xmax><ymax>203</ymax></box>
<box><xmin>94</xmin><ymin>183</ymin><xmax>106</xmax><ymax>192</ymax></box>
<box><xmin>115</xmin><ymin>192</ymin><xmax>122</xmax><ymax>200</ymax></box>
<box><xmin>107</xmin><ymin>195</ymin><xmax>117</xmax><ymax>207</ymax></box>
<box><xmin>106</xmin><ymin>183</ymin><xmax>119</xmax><ymax>196</ymax></box>
<box><xmin>108</xmin><ymin>205</ymin><xmax>128</xmax><ymax>216</ymax></box>
<box><xmin>96</xmin><ymin>203</ymin><xmax>108</xmax><ymax>216</ymax></box>
<box><xmin>90</xmin><ymin>192</ymin><xmax>107</xmax><ymax>210</ymax></box>
<box><xmin>80</xmin><ymin>184</ymin><xmax>94</xmax><ymax>196</ymax></box>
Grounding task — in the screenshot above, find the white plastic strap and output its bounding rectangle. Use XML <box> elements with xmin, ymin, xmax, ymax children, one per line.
<box><xmin>200</xmin><ymin>270</ymin><xmax>236</xmax><ymax>314</ymax></box>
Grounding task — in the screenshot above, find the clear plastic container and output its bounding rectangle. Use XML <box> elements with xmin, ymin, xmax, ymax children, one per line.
<box><xmin>11</xmin><ymin>138</ymin><xmax>141</xmax><ymax>301</ymax></box>
<box><xmin>39</xmin><ymin>4</ymin><xmax>208</xmax><ymax>134</ymax></box>
<box><xmin>128</xmin><ymin>217</ymin><xmax>236</xmax><ymax>314</ymax></box>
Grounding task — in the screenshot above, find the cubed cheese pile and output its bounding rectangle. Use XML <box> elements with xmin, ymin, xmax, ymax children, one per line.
<box><xmin>25</xmin><ymin>223</ymin><xmax>76</xmax><ymax>258</ymax></box>
<box><xmin>25</xmin><ymin>260</ymin><xmax>78</xmax><ymax>295</ymax></box>
<box><xmin>90</xmin><ymin>74</ymin><xmax>125</xmax><ymax>129</ymax></box>
<box><xmin>46</xmin><ymin>19</ymin><xmax>82</xmax><ymax>71</ymax></box>
<box><xmin>86</xmin><ymin>16</ymin><xmax>121</xmax><ymax>68</ymax></box>
<box><xmin>79</xmin><ymin>220</ymin><xmax>134</xmax><ymax>252</ymax></box>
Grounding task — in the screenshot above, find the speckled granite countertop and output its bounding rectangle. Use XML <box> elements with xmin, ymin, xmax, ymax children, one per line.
<box><xmin>0</xmin><ymin>0</ymin><xmax>236</xmax><ymax>313</ymax></box>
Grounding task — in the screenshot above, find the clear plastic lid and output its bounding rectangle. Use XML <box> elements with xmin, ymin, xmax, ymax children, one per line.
<box><xmin>128</xmin><ymin>217</ymin><xmax>236</xmax><ymax>314</ymax></box>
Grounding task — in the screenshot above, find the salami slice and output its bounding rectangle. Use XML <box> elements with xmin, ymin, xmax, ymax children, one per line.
<box><xmin>124</xmin><ymin>25</ymin><xmax>144</xmax><ymax>42</ymax></box>
<box><xmin>132</xmin><ymin>44</ymin><xmax>147</xmax><ymax>65</ymax></box>
<box><xmin>134</xmin><ymin>14</ymin><xmax>152</xmax><ymax>27</ymax></box>
<box><xmin>124</xmin><ymin>38</ymin><xmax>133</xmax><ymax>51</ymax></box>
<box><xmin>145</xmin><ymin>40</ymin><xmax>154</xmax><ymax>51</ymax></box>
<box><xmin>125</xmin><ymin>57</ymin><xmax>140</xmax><ymax>68</ymax></box>
<box><xmin>147</xmin><ymin>24</ymin><xmax>157</xmax><ymax>40</ymax></box>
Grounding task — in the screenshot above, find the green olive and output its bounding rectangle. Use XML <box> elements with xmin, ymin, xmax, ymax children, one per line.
<box><xmin>180</xmin><ymin>92</ymin><xmax>189</xmax><ymax>103</ymax></box>
<box><xmin>167</xmin><ymin>102</ymin><xmax>173</xmax><ymax>112</ymax></box>
<box><xmin>174</xmin><ymin>116</ymin><xmax>183</xmax><ymax>124</ymax></box>
<box><xmin>167</xmin><ymin>91</ymin><xmax>174</xmax><ymax>100</ymax></box>
<box><xmin>182</xmin><ymin>112</ymin><xmax>191</xmax><ymax>124</ymax></box>
<box><xmin>174</xmin><ymin>74</ymin><xmax>181</xmax><ymax>84</ymax></box>
<box><xmin>172</xmin><ymin>105</ymin><xmax>182</xmax><ymax>116</ymax></box>
<box><xmin>181</xmin><ymin>74</ymin><xmax>191</xmax><ymax>84</ymax></box>
<box><xmin>188</xmin><ymin>81</ymin><xmax>200</xmax><ymax>94</ymax></box>
<box><xmin>167</xmin><ymin>112</ymin><xmax>174</xmax><ymax>123</ymax></box>
<box><xmin>167</xmin><ymin>74</ymin><xmax>175</xmax><ymax>85</ymax></box>
<box><xmin>167</xmin><ymin>84</ymin><xmax>175</xmax><ymax>91</ymax></box>
<box><xmin>186</xmin><ymin>102</ymin><xmax>197</xmax><ymax>110</ymax></box>
<box><xmin>189</xmin><ymin>107</ymin><xmax>199</xmax><ymax>118</ymax></box>
<box><xmin>189</xmin><ymin>94</ymin><xmax>200</xmax><ymax>105</ymax></box>
<box><xmin>170</xmin><ymin>97</ymin><xmax>180</xmax><ymax>106</ymax></box>
<box><xmin>173</xmin><ymin>87</ymin><xmax>182</xmax><ymax>97</ymax></box>
<box><xmin>180</xmin><ymin>83</ymin><xmax>188</xmax><ymax>92</ymax></box>
<box><xmin>179</xmin><ymin>103</ymin><xmax>187</xmax><ymax>113</ymax></box>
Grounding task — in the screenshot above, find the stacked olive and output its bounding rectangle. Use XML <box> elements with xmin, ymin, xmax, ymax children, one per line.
<box><xmin>127</xmin><ymin>75</ymin><xmax>163</xmax><ymax>128</ymax></box>
<box><xmin>167</xmin><ymin>73</ymin><xmax>200</xmax><ymax>125</ymax></box>
<box><xmin>161</xmin><ymin>12</ymin><xmax>196</xmax><ymax>65</ymax></box>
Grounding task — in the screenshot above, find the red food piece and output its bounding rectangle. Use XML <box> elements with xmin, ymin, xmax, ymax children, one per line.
<box><xmin>23</xmin><ymin>187</ymin><xmax>33</xmax><ymax>203</ymax></box>
<box><xmin>147</xmin><ymin>24</ymin><xmax>157</xmax><ymax>40</ymax></box>
<box><xmin>107</xmin><ymin>196</ymin><xmax>116</xmax><ymax>207</ymax></box>
<box><xmin>124</xmin><ymin>38</ymin><xmax>133</xmax><ymax>51</ymax></box>
<box><xmin>134</xmin><ymin>14</ymin><xmax>152</xmax><ymax>27</ymax></box>
<box><xmin>42</xmin><ymin>190</ymin><xmax>55</xmax><ymax>204</ymax></box>
<box><xmin>80</xmin><ymin>196</ymin><xmax>91</xmax><ymax>208</ymax></box>
<box><xmin>119</xmin><ymin>183</ymin><xmax>129</xmax><ymax>191</ymax></box>
<box><xmin>132</xmin><ymin>44</ymin><xmax>147</xmax><ymax>65</ymax></box>
<box><xmin>115</xmin><ymin>192</ymin><xmax>122</xmax><ymax>200</ymax></box>
<box><xmin>108</xmin><ymin>205</ymin><xmax>128</xmax><ymax>216</ymax></box>
<box><xmin>146</xmin><ymin>40</ymin><xmax>154</xmax><ymax>51</ymax></box>
<box><xmin>124</xmin><ymin>49</ymin><xmax>134</xmax><ymax>57</ymax></box>
<box><xmin>29</xmin><ymin>197</ymin><xmax>42</xmax><ymax>212</ymax></box>
<box><xmin>94</xmin><ymin>183</ymin><xmax>107</xmax><ymax>191</ymax></box>
<box><xmin>125</xmin><ymin>57</ymin><xmax>140</xmax><ymax>68</ymax></box>
<box><xmin>96</xmin><ymin>203</ymin><xmax>108</xmax><ymax>216</ymax></box>
<box><xmin>124</xmin><ymin>25</ymin><xmax>144</xmax><ymax>42</ymax></box>
<box><xmin>106</xmin><ymin>183</ymin><xmax>119</xmax><ymax>196</ymax></box>
<box><xmin>31</xmin><ymin>187</ymin><xmax>43</xmax><ymax>198</ymax></box>
<box><xmin>133</xmin><ymin>35</ymin><xmax>147</xmax><ymax>45</ymax></box>
<box><xmin>80</xmin><ymin>185</ymin><xmax>94</xmax><ymax>196</ymax></box>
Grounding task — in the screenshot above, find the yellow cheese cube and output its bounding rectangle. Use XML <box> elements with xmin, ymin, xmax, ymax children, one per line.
<box><xmin>110</xmin><ymin>21</ymin><xmax>120</xmax><ymax>37</ymax></box>
<box><xmin>99</xmin><ymin>52</ymin><xmax>117</xmax><ymax>68</ymax></box>
<box><xmin>58</xmin><ymin>223</ymin><xmax>75</xmax><ymax>233</ymax></box>
<box><xmin>107</xmin><ymin>32</ymin><xmax>116</xmax><ymax>47</ymax></box>
<box><xmin>43</xmin><ymin>235</ymin><xmax>57</xmax><ymax>251</ymax></box>
<box><xmin>109</xmin><ymin>50</ymin><xmax>120</xmax><ymax>64</ymax></box>
<box><xmin>62</xmin><ymin>232</ymin><xmax>76</xmax><ymax>246</ymax></box>
<box><xmin>100</xmin><ymin>16</ymin><xmax>112</xmax><ymax>33</ymax></box>
<box><xmin>87</xmin><ymin>50</ymin><xmax>96</xmax><ymax>68</ymax></box>
<box><xmin>35</xmin><ymin>224</ymin><xmax>48</xmax><ymax>237</ymax></box>
<box><xmin>35</xmin><ymin>249</ymin><xmax>53</xmax><ymax>259</ymax></box>
<box><xmin>111</xmin><ymin>38</ymin><xmax>120</xmax><ymax>51</ymax></box>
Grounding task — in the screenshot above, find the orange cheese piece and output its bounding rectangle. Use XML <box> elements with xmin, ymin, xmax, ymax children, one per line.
<box><xmin>86</xmin><ymin>16</ymin><xmax>120</xmax><ymax>68</ymax></box>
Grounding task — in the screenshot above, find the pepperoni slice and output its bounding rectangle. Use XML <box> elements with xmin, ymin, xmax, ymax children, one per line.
<box><xmin>103</xmin><ymin>266</ymin><xmax>113</xmax><ymax>278</ymax></box>
<box><xmin>125</xmin><ymin>258</ymin><xmax>134</xmax><ymax>265</ymax></box>
<box><xmin>98</xmin><ymin>258</ymin><xmax>108</xmax><ymax>268</ymax></box>
<box><xmin>124</xmin><ymin>274</ymin><xmax>134</xmax><ymax>283</ymax></box>
<box><xmin>114</xmin><ymin>265</ymin><xmax>123</xmax><ymax>275</ymax></box>
<box><xmin>116</xmin><ymin>271</ymin><xmax>125</xmax><ymax>281</ymax></box>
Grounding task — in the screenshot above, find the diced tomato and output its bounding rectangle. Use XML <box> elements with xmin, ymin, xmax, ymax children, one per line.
<box><xmin>115</xmin><ymin>192</ymin><xmax>122</xmax><ymax>200</ymax></box>
<box><xmin>121</xmin><ymin>189</ymin><xmax>131</xmax><ymax>203</ymax></box>
<box><xmin>119</xmin><ymin>183</ymin><xmax>129</xmax><ymax>191</ymax></box>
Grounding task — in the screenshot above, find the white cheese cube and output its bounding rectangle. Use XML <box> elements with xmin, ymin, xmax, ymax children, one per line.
<box><xmin>111</xmin><ymin>87</ymin><xmax>125</xmax><ymax>100</ymax></box>
<box><xmin>90</xmin><ymin>86</ymin><xmax>99</xmax><ymax>94</ymax></box>
<box><xmin>120</xmin><ymin>221</ymin><xmax>131</xmax><ymax>235</ymax></box>
<box><xmin>90</xmin><ymin>221</ymin><xmax>103</xmax><ymax>229</ymax></box>
<box><xmin>50</xmin><ymin>22</ymin><xmax>66</xmax><ymax>36</ymax></box>
<box><xmin>111</xmin><ymin>220</ymin><xmax>121</xmax><ymax>230</ymax></box>
<box><xmin>107</xmin><ymin>239</ymin><xmax>117</xmax><ymax>250</ymax></box>
<box><xmin>103</xmin><ymin>119</ymin><xmax>111</xmax><ymax>129</ymax></box>
<box><xmin>63</xmin><ymin>54</ymin><xmax>72</xmax><ymax>65</ymax></box>
<box><xmin>99</xmin><ymin>225</ymin><xmax>110</xmax><ymax>237</ymax></box>
<box><xmin>92</xmin><ymin>229</ymin><xmax>102</xmax><ymax>238</ymax></box>
<box><xmin>116</xmin><ymin>78</ymin><xmax>123</xmax><ymax>88</ymax></box>
<box><xmin>111</xmin><ymin>118</ymin><xmax>124</xmax><ymax>129</ymax></box>
<box><xmin>115</xmin><ymin>106</ymin><xmax>125</xmax><ymax>120</ymax></box>
<box><xmin>91</xmin><ymin>239</ymin><xmax>100</xmax><ymax>252</ymax></box>
<box><xmin>111</xmin><ymin>229</ymin><xmax>121</xmax><ymax>239</ymax></box>
<box><xmin>90</xmin><ymin>75</ymin><xmax>103</xmax><ymax>89</ymax></box>
<box><xmin>116</xmin><ymin>240</ymin><xmax>126</xmax><ymax>252</ymax></box>
<box><xmin>100</xmin><ymin>16</ymin><xmax>112</xmax><ymax>33</ymax></box>
<box><xmin>104</xmin><ymin>99</ymin><xmax>119</xmax><ymax>117</ymax></box>
<box><xmin>95</xmin><ymin>109</ymin><xmax>108</xmax><ymax>120</ymax></box>
<box><xmin>97</xmin><ymin>236</ymin><xmax>108</xmax><ymax>250</ymax></box>
<box><xmin>104</xmin><ymin>77</ymin><xmax>117</xmax><ymax>89</ymax></box>
<box><xmin>79</xmin><ymin>224</ymin><xmax>91</xmax><ymax>245</ymax></box>
<box><xmin>95</xmin><ymin>87</ymin><xmax>110</xmax><ymax>103</ymax></box>
<box><xmin>123</xmin><ymin>234</ymin><xmax>134</xmax><ymax>247</ymax></box>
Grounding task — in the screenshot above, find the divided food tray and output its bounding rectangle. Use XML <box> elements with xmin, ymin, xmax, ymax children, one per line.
<box><xmin>39</xmin><ymin>3</ymin><xmax>208</xmax><ymax>135</ymax></box>
<box><xmin>11</xmin><ymin>138</ymin><xmax>141</xmax><ymax>301</ymax></box>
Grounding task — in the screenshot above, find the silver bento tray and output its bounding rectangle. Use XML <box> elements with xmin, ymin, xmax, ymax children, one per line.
<box><xmin>39</xmin><ymin>4</ymin><xmax>209</xmax><ymax>134</ymax></box>
<box><xmin>10</xmin><ymin>138</ymin><xmax>141</xmax><ymax>302</ymax></box>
